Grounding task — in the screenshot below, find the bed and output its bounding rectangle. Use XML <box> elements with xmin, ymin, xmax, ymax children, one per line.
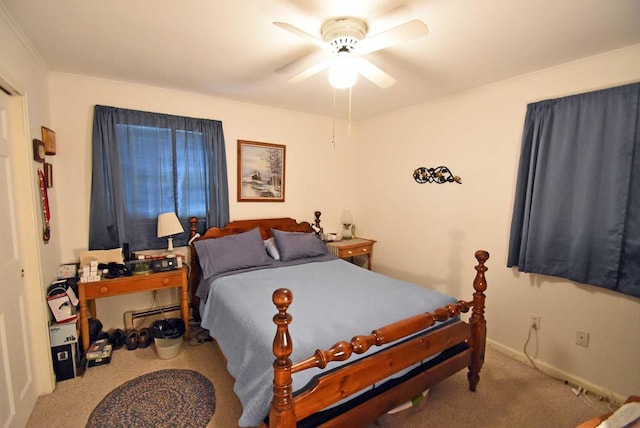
<box><xmin>187</xmin><ymin>215</ymin><xmax>489</xmax><ymax>428</ymax></box>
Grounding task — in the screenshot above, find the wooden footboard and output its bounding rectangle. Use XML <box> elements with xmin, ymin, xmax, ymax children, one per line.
<box><xmin>269</xmin><ymin>250</ymin><xmax>489</xmax><ymax>428</ymax></box>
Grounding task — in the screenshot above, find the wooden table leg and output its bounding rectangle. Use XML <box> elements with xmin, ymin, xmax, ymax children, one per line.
<box><xmin>180</xmin><ymin>269</ymin><xmax>190</xmax><ymax>339</ymax></box>
<box><xmin>79</xmin><ymin>286</ymin><xmax>89</xmax><ymax>353</ymax></box>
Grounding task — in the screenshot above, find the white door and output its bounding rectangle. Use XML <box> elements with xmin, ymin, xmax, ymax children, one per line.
<box><xmin>0</xmin><ymin>89</ymin><xmax>35</xmax><ymax>427</ymax></box>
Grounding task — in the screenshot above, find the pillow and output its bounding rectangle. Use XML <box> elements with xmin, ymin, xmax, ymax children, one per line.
<box><xmin>264</xmin><ymin>237</ymin><xmax>280</xmax><ymax>260</ymax></box>
<box><xmin>194</xmin><ymin>227</ymin><xmax>270</xmax><ymax>279</ymax></box>
<box><xmin>271</xmin><ymin>229</ymin><xmax>327</xmax><ymax>262</ymax></box>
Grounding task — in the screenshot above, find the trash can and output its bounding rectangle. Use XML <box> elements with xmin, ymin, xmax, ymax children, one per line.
<box><xmin>151</xmin><ymin>318</ymin><xmax>185</xmax><ymax>359</ymax></box>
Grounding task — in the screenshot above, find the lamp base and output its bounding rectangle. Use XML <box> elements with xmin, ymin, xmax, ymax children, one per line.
<box><xmin>341</xmin><ymin>225</ymin><xmax>352</xmax><ymax>240</ymax></box>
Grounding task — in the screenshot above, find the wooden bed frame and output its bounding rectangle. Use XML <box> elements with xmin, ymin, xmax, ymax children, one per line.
<box><xmin>188</xmin><ymin>215</ymin><xmax>489</xmax><ymax>428</ymax></box>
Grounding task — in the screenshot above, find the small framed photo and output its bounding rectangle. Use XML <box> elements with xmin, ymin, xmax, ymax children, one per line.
<box><xmin>33</xmin><ymin>139</ymin><xmax>45</xmax><ymax>163</ymax></box>
<box><xmin>44</xmin><ymin>162</ymin><xmax>53</xmax><ymax>188</ymax></box>
<box><xmin>41</xmin><ymin>126</ymin><xmax>56</xmax><ymax>155</ymax></box>
<box><xmin>237</xmin><ymin>140</ymin><xmax>286</xmax><ymax>202</ymax></box>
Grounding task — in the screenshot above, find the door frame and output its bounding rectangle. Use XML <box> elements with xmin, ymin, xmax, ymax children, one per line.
<box><xmin>1</xmin><ymin>70</ymin><xmax>55</xmax><ymax>398</ymax></box>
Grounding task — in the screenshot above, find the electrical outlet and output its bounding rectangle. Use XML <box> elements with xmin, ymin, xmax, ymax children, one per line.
<box><xmin>530</xmin><ymin>314</ymin><xmax>541</xmax><ymax>329</ymax></box>
<box><xmin>576</xmin><ymin>330</ymin><xmax>590</xmax><ymax>347</ymax></box>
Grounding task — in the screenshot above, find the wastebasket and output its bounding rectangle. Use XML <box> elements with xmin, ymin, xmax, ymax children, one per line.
<box><xmin>150</xmin><ymin>318</ymin><xmax>185</xmax><ymax>359</ymax></box>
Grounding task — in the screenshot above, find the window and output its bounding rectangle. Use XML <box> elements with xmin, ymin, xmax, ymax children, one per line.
<box><xmin>89</xmin><ymin>106</ymin><xmax>229</xmax><ymax>251</ymax></box>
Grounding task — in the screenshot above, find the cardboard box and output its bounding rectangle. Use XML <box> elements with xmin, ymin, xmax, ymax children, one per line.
<box><xmin>87</xmin><ymin>339</ymin><xmax>112</xmax><ymax>367</ymax></box>
<box><xmin>49</xmin><ymin>320</ymin><xmax>78</xmax><ymax>347</ymax></box>
<box><xmin>87</xmin><ymin>351</ymin><xmax>111</xmax><ymax>367</ymax></box>
<box><xmin>49</xmin><ymin>320</ymin><xmax>82</xmax><ymax>381</ymax></box>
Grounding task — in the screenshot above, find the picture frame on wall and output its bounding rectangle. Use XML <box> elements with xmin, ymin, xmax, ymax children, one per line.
<box><xmin>41</xmin><ymin>126</ymin><xmax>56</xmax><ymax>155</ymax></box>
<box><xmin>33</xmin><ymin>139</ymin><xmax>45</xmax><ymax>163</ymax></box>
<box><xmin>237</xmin><ymin>140</ymin><xmax>286</xmax><ymax>202</ymax></box>
<box><xmin>44</xmin><ymin>162</ymin><xmax>53</xmax><ymax>188</ymax></box>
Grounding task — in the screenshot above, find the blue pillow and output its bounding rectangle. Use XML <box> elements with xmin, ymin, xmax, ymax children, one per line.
<box><xmin>264</xmin><ymin>237</ymin><xmax>280</xmax><ymax>260</ymax></box>
<box><xmin>194</xmin><ymin>227</ymin><xmax>270</xmax><ymax>279</ymax></box>
<box><xmin>271</xmin><ymin>229</ymin><xmax>327</xmax><ymax>262</ymax></box>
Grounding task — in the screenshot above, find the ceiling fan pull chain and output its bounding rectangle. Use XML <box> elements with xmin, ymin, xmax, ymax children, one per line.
<box><xmin>332</xmin><ymin>88</ymin><xmax>336</xmax><ymax>149</ymax></box>
<box><xmin>348</xmin><ymin>87</ymin><xmax>352</xmax><ymax>137</ymax></box>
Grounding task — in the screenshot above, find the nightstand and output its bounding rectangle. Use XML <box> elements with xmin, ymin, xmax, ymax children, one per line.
<box><xmin>326</xmin><ymin>238</ymin><xmax>376</xmax><ymax>270</ymax></box>
<box><xmin>78</xmin><ymin>267</ymin><xmax>189</xmax><ymax>352</ymax></box>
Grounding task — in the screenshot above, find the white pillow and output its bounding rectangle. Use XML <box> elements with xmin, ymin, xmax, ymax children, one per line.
<box><xmin>264</xmin><ymin>237</ymin><xmax>280</xmax><ymax>260</ymax></box>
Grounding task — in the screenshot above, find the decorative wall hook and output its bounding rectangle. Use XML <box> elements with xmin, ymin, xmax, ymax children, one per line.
<box><xmin>413</xmin><ymin>166</ymin><xmax>461</xmax><ymax>184</ymax></box>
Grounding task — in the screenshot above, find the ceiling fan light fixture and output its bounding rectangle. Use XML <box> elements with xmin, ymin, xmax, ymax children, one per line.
<box><xmin>328</xmin><ymin>55</ymin><xmax>358</xmax><ymax>89</ymax></box>
<box><xmin>321</xmin><ymin>17</ymin><xmax>367</xmax><ymax>51</ymax></box>
<box><xmin>276</xmin><ymin>15</ymin><xmax>427</xmax><ymax>90</ymax></box>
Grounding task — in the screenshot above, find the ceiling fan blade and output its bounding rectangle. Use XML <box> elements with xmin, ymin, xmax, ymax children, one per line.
<box><xmin>273</xmin><ymin>22</ymin><xmax>327</xmax><ymax>50</ymax></box>
<box><xmin>288</xmin><ymin>59</ymin><xmax>333</xmax><ymax>83</ymax></box>
<box><xmin>353</xmin><ymin>58</ymin><xmax>396</xmax><ymax>88</ymax></box>
<box><xmin>356</xmin><ymin>19</ymin><xmax>428</xmax><ymax>54</ymax></box>
<box><xmin>275</xmin><ymin>48</ymin><xmax>325</xmax><ymax>74</ymax></box>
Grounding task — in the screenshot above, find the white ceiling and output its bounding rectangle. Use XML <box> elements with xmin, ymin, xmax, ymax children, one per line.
<box><xmin>3</xmin><ymin>0</ymin><xmax>640</xmax><ymax>120</ymax></box>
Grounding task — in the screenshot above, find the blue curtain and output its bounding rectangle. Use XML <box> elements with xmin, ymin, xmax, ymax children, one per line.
<box><xmin>89</xmin><ymin>105</ymin><xmax>229</xmax><ymax>251</ymax></box>
<box><xmin>508</xmin><ymin>82</ymin><xmax>640</xmax><ymax>298</ymax></box>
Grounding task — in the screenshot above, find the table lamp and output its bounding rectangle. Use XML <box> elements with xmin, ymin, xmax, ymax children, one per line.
<box><xmin>340</xmin><ymin>209</ymin><xmax>354</xmax><ymax>239</ymax></box>
<box><xmin>157</xmin><ymin>212</ymin><xmax>184</xmax><ymax>254</ymax></box>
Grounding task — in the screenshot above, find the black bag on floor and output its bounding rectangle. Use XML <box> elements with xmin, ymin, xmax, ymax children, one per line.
<box><xmin>151</xmin><ymin>318</ymin><xmax>185</xmax><ymax>340</ymax></box>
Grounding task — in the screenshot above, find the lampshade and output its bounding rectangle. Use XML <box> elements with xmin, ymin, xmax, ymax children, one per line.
<box><xmin>157</xmin><ymin>212</ymin><xmax>184</xmax><ymax>238</ymax></box>
<box><xmin>328</xmin><ymin>56</ymin><xmax>358</xmax><ymax>90</ymax></box>
<box><xmin>340</xmin><ymin>209</ymin><xmax>354</xmax><ymax>226</ymax></box>
<box><xmin>157</xmin><ymin>212</ymin><xmax>184</xmax><ymax>253</ymax></box>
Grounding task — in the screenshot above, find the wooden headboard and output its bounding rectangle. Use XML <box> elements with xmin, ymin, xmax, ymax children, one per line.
<box><xmin>186</xmin><ymin>214</ymin><xmax>319</xmax><ymax>321</ymax></box>
<box><xmin>190</xmin><ymin>217</ymin><xmax>314</xmax><ymax>241</ymax></box>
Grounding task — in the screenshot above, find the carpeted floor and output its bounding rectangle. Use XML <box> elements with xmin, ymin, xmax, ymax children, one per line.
<box><xmin>27</xmin><ymin>336</ymin><xmax>243</xmax><ymax>428</ymax></box>
<box><xmin>28</xmin><ymin>337</ymin><xmax>613</xmax><ymax>427</ymax></box>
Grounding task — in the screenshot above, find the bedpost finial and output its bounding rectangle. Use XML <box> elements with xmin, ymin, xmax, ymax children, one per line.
<box><xmin>188</xmin><ymin>217</ymin><xmax>198</xmax><ymax>237</ymax></box>
<box><xmin>474</xmin><ymin>250</ymin><xmax>489</xmax><ymax>265</ymax></box>
<box><xmin>273</xmin><ymin>288</ymin><xmax>293</xmax><ymax>312</ymax></box>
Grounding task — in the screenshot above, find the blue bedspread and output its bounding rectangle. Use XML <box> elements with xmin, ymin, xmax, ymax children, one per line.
<box><xmin>199</xmin><ymin>258</ymin><xmax>457</xmax><ymax>427</ymax></box>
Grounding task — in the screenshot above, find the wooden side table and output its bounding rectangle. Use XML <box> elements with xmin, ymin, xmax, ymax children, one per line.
<box><xmin>326</xmin><ymin>238</ymin><xmax>376</xmax><ymax>270</ymax></box>
<box><xmin>78</xmin><ymin>267</ymin><xmax>189</xmax><ymax>352</ymax></box>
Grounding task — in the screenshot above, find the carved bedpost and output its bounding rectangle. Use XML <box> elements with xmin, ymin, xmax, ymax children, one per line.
<box><xmin>188</xmin><ymin>216</ymin><xmax>198</xmax><ymax>238</ymax></box>
<box><xmin>188</xmin><ymin>216</ymin><xmax>200</xmax><ymax>321</ymax></box>
<box><xmin>468</xmin><ymin>250</ymin><xmax>489</xmax><ymax>391</ymax></box>
<box><xmin>270</xmin><ymin>289</ymin><xmax>296</xmax><ymax>428</ymax></box>
<box><xmin>314</xmin><ymin>211</ymin><xmax>321</xmax><ymax>230</ymax></box>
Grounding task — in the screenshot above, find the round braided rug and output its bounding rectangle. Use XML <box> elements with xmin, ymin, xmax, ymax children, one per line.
<box><xmin>86</xmin><ymin>369</ymin><xmax>215</xmax><ymax>428</ymax></box>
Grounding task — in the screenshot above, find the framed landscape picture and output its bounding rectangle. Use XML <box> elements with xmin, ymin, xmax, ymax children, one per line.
<box><xmin>44</xmin><ymin>162</ymin><xmax>53</xmax><ymax>188</ymax></box>
<box><xmin>237</xmin><ymin>140</ymin><xmax>286</xmax><ymax>202</ymax></box>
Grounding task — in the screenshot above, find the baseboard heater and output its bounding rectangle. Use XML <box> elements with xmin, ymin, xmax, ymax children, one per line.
<box><xmin>124</xmin><ymin>304</ymin><xmax>181</xmax><ymax>330</ymax></box>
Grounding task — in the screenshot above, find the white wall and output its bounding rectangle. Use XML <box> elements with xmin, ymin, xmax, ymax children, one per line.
<box><xmin>48</xmin><ymin>73</ymin><xmax>358</xmax><ymax>328</ymax></box>
<box><xmin>356</xmin><ymin>44</ymin><xmax>640</xmax><ymax>400</ymax></box>
<box><xmin>0</xmin><ymin>5</ymin><xmax>58</xmax><ymax>398</ymax></box>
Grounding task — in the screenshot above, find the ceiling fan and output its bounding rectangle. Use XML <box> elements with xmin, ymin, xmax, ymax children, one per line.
<box><xmin>274</xmin><ymin>16</ymin><xmax>428</xmax><ymax>89</ymax></box>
